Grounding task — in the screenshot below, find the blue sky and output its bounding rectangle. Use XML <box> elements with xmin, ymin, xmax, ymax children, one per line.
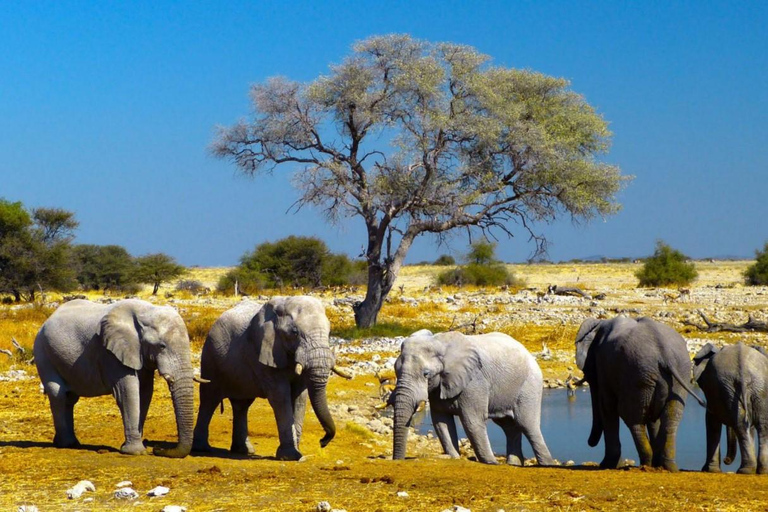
<box><xmin>1</xmin><ymin>1</ymin><xmax>766</xmax><ymax>265</ymax></box>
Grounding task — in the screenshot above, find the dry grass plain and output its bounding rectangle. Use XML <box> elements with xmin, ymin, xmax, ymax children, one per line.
<box><xmin>1</xmin><ymin>261</ymin><xmax>767</xmax><ymax>511</ymax></box>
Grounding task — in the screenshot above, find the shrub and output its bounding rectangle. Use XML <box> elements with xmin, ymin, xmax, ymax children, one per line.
<box><xmin>744</xmin><ymin>242</ymin><xmax>768</xmax><ymax>285</ymax></box>
<box><xmin>635</xmin><ymin>241</ymin><xmax>698</xmax><ymax>287</ymax></box>
<box><xmin>433</xmin><ymin>254</ymin><xmax>456</xmax><ymax>266</ymax></box>
<box><xmin>133</xmin><ymin>253</ymin><xmax>186</xmax><ymax>295</ymax></box>
<box><xmin>436</xmin><ymin>242</ymin><xmax>522</xmax><ymax>287</ymax></box>
<box><xmin>217</xmin><ymin>236</ymin><xmax>364</xmax><ymax>293</ymax></box>
<box><xmin>175</xmin><ymin>279</ymin><xmax>206</xmax><ymax>294</ymax></box>
<box><xmin>71</xmin><ymin>244</ymin><xmax>138</xmax><ymax>292</ymax></box>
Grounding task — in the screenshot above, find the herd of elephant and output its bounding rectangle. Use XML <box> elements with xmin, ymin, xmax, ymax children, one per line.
<box><xmin>31</xmin><ymin>296</ymin><xmax>768</xmax><ymax>474</ymax></box>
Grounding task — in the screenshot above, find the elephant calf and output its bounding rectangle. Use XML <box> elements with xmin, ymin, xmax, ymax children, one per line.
<box><xmin>34</xmin><ymin>299</ymin><xmax>197</xmax><ymax>457</ymax></box>
<box><xmin>693</xmin><ymin>342</ymin><xmax>768</xmax><ymax>474</ymax></box>
<box><xmin>192</xmin><ymin>296</ymin><xmax>349</xmax><ymax>460</ymax></box>
<box><xmin>392</xmin><ymin>329</ymin><xmax>554</xmax><ymax>465</ymax></box>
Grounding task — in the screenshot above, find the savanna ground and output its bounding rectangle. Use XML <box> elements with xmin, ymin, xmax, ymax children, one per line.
<box><xmin>1</xmin><ymin>261</ymin><xmax>768</xmax><ymax>511</ymax></box>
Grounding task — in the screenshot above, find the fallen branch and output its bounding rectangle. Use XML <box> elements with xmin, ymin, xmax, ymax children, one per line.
<box><xmin>682</xmin><ymin>310</ymin><xmax>768</xmax><ymax>333</ymax></box>
<box><xmin>547</xmin><ymin>285</ymin><xmax>591</xmax><ymax>299</ymax></box>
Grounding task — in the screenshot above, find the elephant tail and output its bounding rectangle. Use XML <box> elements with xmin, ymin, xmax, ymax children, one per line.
<box><xmin>668</xmin><ymin>365</ymin><xmax>706</xmax><ymax>407</ymax></box>
<box><xmin>724</xmin><ymin>426</ymin><xmax>738</xmax><ymax>465</ymax></box>
<box><xmin>219</xmin><ymin>400</ymin><xmax>224</xmax><ymax>414</ymax></box>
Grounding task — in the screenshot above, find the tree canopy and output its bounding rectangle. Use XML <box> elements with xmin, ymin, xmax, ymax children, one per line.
<box><xmin>134</xmin><ymin>253</ymin><xmax>187</xmax><ymax>295</ymax></box>
<box><xmin>636</xmin><ymin>241</ymin><xmax>698</xmax><ymax>287</ymax></box>
<box><xmin>212</xmin><ymin>34</ymin><xmax>629</xmax><ymax>326</ymax></box>
<box><xmin>744</xmin><ymin>242</ymin><xmax>768</xmax><ymax>286</ymax></box>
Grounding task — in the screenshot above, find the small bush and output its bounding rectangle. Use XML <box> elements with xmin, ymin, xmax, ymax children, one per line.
<box><xmin>636</xmin><ymin>241</ymin><xmax>698</xmax><ymax>287</ymax></box>
<box><xmin>433</xmin><ymin>254</ymin><xmax>456</xmax><ymax>266</ymax></box>
<box><xmin>435</xmin><ymin>241</ymin><xmax>522</xmax><ymax>288</ymax></box>
<box><xmin>175</xmin><ymin>279</ymin><xmax>206</xmax><ymax>294</ymax></box>
<box><xmin>745</xmin><ymin>242</ymin><xmax>768</xmax><ymax>286</ymax></box>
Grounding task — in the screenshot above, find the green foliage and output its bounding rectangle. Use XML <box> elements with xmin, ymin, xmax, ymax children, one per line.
<box><xmin>635</xmin><ymin>241</ymin><xmax>698</xmax><ymax>287</ymax></box>
<box><xmin>744</xmin><ymin>242</ymin><xmax>768</xmax><ymax>286</ymax></box>
<box><xmin>0</xmin><ymin>199</ymin><xmax>78</xmax><ymax>300</ymax></box>
<box><xmin>436</xmin><ymin>242</ymin><xmax>522</xmax><ymax>287</ymax></box>
<box><xmin>134</xmin><ymin>253</ymin><xmax>186</xmax><ymax>295</ymax></box>
<box><xmin>217</xmin><ymin>236</ymin><xmax>364</xmax><ymax>293</ymax></box>
<box><xmin>71</xmin><ymin>244</ymin><xmax>138</xmax><ymax>292</ymax></box>
<box><xmin>433</xmin><ymin>254</ymin><xmax>456</xmax><ymax>266</ymax></box>
<box><xmin>175</xmin><ymin>279</ymin><xmax>207</xmax><ymax>294</ymax></box>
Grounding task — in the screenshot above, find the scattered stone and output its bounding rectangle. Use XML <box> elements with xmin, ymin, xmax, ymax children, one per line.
<box><xmin>66</xmin><ymin>480</ymin><xmax>96</xmax><ymax>499</ymax></box>
<box><xmin>441</xmin><ymin>506</ymin><xmax>471</xmax><ymax>512</ymax></box>
<box><xmin>397</xmin><ymin>491</ymin><xmax>409</xmax><ymax>498</ymax></box>
<box><xmin>114</xmin><ymin>487</ymin><xmax>140</xmax><ymax>500</ymax></box>
<box><xmin>17</xmin><ymin>506</ymin><xmax>39</xmax><ymax>512</ymax></box>
<box><xmin>161</xmin><ymin>507</ymin><xmax>187</xmax><ymax>512</ymax></box>
<box><xmin>116</xmin><ymin>480</ymin><xmax>133</xmax><ymax>488</ymax></box>
<box><xmin>147</xmin><ymin>486</ymin><xmax>170</xmax><ymax>497</ymax></box>
<box><xmin>317</xmin><ymin>501</ymin><xmax>332</xmax><ymax>512</ymax></box>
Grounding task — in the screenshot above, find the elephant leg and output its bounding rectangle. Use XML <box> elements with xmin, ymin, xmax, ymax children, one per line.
<box><xmin>736</xmin><ymin>424</ymin><xmax>757</xmax><ymax>474</ymax></box>
<box><xmin>267</xmin><ymin>383</ymin><xmax>302</xmax><ymax>461</ymax></box>
<box><xmin>112</xmin><ymin>374</ymin><xmax>147</xmax><ymax>455</ymax></box>
<box><xmin>64</xmin><ymin>392</ymin><xmax>80</xmax><ymax>447</ymax></box>
<box><xmin>757</xmin><ymin>425</ymin><xmax>768</xmax><ymax>474</ymax></box>
<box><xmin>43</xmin><ymin>378</ymin><xmax>79</xmax><ymax>448</ymax></box>
<box><xmin>291</xmin><ymin>386</ymin><xmax>308</xmax><ymax>448</ymax></box>
<box><xmin>432</xmin><ymin>409</ymin><xmax>460</xmax><ymax>458</ymax></box>
<box><xmin>702</xmin><ymin>412</ymin><xmax>722</xmax><ymax>473</ymax></box>
<box><xmin>492</xmin><ymin>417</ymin><xmax>523</xmax><ymax>466</ymax></box>
<box><xmin>653</xmin><ymin>398</ymin><xmax>684</xmax><ymax>472</ymax></box>
<box><xmin>459</xmin><ymin>410</ymin><xmax>497</xmax><ymax>464</ymax></box>
<box><xmin>192</xmin><ymin>382</ymin><xmax>223</xmax><ymax>452</ymax></box>
<box><xmin>599</xmin><ymin>401</ymin><xmax>621</xmax><ymax>469</ymax></box>
<box><xmin>230</xmin><ymin>398</ymin><xmax>256</xmax><ymax>455</ymax></box>
<box><xmin>628</xmin><ymin>423</ymin><xmax>653</xmax><ymax>467</ymax></box>
<box><xmin>137</xmin><ymin>369</ymin><xmax>154</xmax><ymax>439</ymax></box>
<box><xmin>647</xmin><ymin>419</ymin><xmax>660</xmax><ymax>448</ymax></box>
<box><xmin>518</xmin><ymin>418</ymin><xmax>554</xmax><ymax>466</ymax></box>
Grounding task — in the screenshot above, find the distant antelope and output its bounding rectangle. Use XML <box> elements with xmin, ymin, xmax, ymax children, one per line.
<box><xmin>678</xmin><ymin>288</ymin><xmax>691</xmax><ymax>302</ymax></box>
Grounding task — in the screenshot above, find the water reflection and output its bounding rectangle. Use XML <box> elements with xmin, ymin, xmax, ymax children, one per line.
<box><xmin>414</xmin><ymin>388</ymin><xmax>741</xmax><ymax>471</ymax></box>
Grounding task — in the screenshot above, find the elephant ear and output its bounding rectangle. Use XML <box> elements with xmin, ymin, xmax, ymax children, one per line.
<box><xmin>575</xmin><ymin>318</ymin><xmax>602</xmax><ymax>372</ymax></box>
<box><xmin>439</xmin><ymin>337</ymin><xmax>482</xmax><ymax>400</ymax></box>
<box><xmin>100</xmin><ymin>302</ymin><xmax>142</xmax><ymax>371</ymax></box>
<box><xmin>253</xmin><ymin>298</ymin><xmax>289</xmax><ymax>369</ymax></box>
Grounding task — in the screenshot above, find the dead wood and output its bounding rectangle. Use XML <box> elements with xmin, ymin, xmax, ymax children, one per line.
<box><xmin>547</xmin><ymin>285</ymin><xmax>591</xmax><ymax>299</ymax></box>
<box><xmin>682</xmin><ymin>310</ymin><xmax>768</xmax><ymax>333</ymax></box>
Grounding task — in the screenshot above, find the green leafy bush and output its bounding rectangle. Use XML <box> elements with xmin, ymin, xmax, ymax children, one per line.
<box><xmin>436</xmin><ymin>241</ymin><xmax>522</xmax><ymax>287</ymax></box>
<box><xmin>217</xmin><ymin>236</ymin><xmax>364</xmax><ymax>293</ymax></box>
<box><xmin>71</xmin><ymin>244</ymin><xmax>138</xmax><ymax>292</ymax></box>
<box><xmin>433</xmin><ymin>254</ymin><xmax>456</xmax><ymax>266</ymax></box>
<box><xmin>635</xmin><ymin>241</ymin><xmax>698</xmax><ymax>287</ymax></box>
<box><xmin>744</xmin><ymin>242</ymin><xmax>768</xmax><ymax>285</ymax></box>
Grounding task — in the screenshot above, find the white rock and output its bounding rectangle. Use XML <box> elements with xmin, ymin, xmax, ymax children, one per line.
<box><xmin>161</xmin><ymin>507</ymin><xmax>187</xmax><ymax>512</ymax></box>
<box><xmin>441</xmin><ymin>507</ymin><xmax>471</xmax><ymax>512</ymax></box>
<box><xmin>317</xmin><ymin>501</ymin><xmax>332</xmax><ymax>512</ymax></box>
<box><xmin>114</xmin><ymin>487</ymin><xmax>140</xmax><ymax>500</ymax></box>
<box><xmin>397</xmin><ymin>491</ymin><xmax>409</xmax><ymax>498</ymax></box>
<box><xmin>147</xmin><ymin>486</ymin><xmax>170</xmax><ymax>497</ymax></box>
<box><xmin>18</xmin><ymin>506</ymin><xmax>39</xmax><ymax>512</ymax></box>
<box><xmin>83</xmin><ymin>497</ymin><xmax>94</xmax><ymax>503</ymax></box>
<box><xmin>66</xmin><ymin>480</ymin><xmax>96</xmax><ymax>499</ymax></box>
<box><xmin>116</xmin><ymin>480</ymin><xmax>133</xmax><ymax>488</ymax></box>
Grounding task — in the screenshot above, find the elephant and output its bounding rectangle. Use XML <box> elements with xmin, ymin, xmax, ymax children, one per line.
<box><xmin>192</xmin><ymin>296</ymin><xmax>350</xmax><ymax>460</ymax></box>
<box><xmin>391</xmin><ymin>329</ymin><xmax>554</xmax><ymax>465</ymax></box>
<box><xmin>34</xmin><ymin>299</ymin><xmax>198</xmax><ymax>457</ymax></box>
<box><xmin>574</xmin><ymin>316</ymin><xmax>705</xmax><ymax>471</ymax></box>
<box><xmin>693</xmin><ymin>342</ymin><xmax>768</xmax><ymax>474</ymax></box>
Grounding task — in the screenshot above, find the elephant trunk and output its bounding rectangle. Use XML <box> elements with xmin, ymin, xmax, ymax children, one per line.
<box><xmin>724</xmin><ymin>426</ymin><xmax>737</xmax><ymax>465</ymax></box>
<box><xmin>305</xmin><ymin>347</ymin><xmax>336</xmax><ymax>447</ymax></box>
<box><xmin>155</xmin><ymin>374</ymin><xmax>194</xmax><ymax>458</ymax></box>
<box><xmin>587</xmin><ymin>380</ymin><xmax>603</xmax><ymax>447</ymax></box>
<box><xmin>392</xmin><ymin>389</ymin><xmax>418</xmax><ymax>460</ymax></box>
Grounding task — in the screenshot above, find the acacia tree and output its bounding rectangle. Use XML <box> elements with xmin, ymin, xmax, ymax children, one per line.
<box><xmin>134</xmin><ymin>253</ymin><xmax>186</xmax><ymax>295</ymax></box>
<box><xmin>212</xmin><ymin>35</ymin><xmax>629</xmax><ymax>327</ymax></box>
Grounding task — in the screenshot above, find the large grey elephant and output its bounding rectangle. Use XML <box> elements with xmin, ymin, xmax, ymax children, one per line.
<box><xmin>34</xmin><ymin>299</ymin><xmax>197</xmax><ymax>457</ymax></box>
<box><xmin>693</xmin><ymin>342</ymin><xmax>768</xmax><ymax>474</ymax></box>
<box><xmin>575</xmin><ymin>316</ymin><xmax>705</xmax><ymax>471</ymax></box>
<box><xmin>192</xmin><ymin>296</ymin><xmax>349</xmax><ymax>460</ymax></box>
<box><xmin>391</xmin><ymin>329</ymin><xmax>554</xmax><ymax>465</ymax></box>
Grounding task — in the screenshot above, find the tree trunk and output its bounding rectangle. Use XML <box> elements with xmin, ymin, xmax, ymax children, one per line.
<box><xmin>354</xmin><ymin>264</ymin><xmax>386</xmax><ymax>328</ymax></box>
<box><xmin>152</xmin><ymin>282</ymin><xmax>160</xmax><ymax>295</ymax></box>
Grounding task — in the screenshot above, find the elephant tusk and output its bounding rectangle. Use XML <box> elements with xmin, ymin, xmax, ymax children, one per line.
<box><xmin>331</xmin><ymin>365</ymin><xmax>353</xmax><ymax>380</ymax></box>
<box><xmin>295</xmin><ymin>363</ymin><xmax>303</xmax><ymax>375</ymax></box>
<box><xmin>193</xmin><ymin>376</ymin><xmax>211</xmax><ymax>384</ymax></box>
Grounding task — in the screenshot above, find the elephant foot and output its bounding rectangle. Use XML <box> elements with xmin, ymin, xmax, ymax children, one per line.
<box><xmin>662</xmin><ymin>461</ymin><xmax>679</xmax><ymax>473</ymax></box>
<box><xmin>599</xmin><ymin>457</ymin><xmax>620</xmax><ymax>469</ymax></box>
<box><xmin>737</xmin><ymin>465</ymin><xmax>757</xmax><ymax>475</ymax></box>
<box><xmin>192</xmin><ymin>438</ymin><xmax>213</xmax><ymax>452</ymax></box>
<box><xmin>230</xmin><ymin>439</ymin><xmax>255</xmax><ymax>456</ymax></box>
<box><xmin>53</xmin><ymin>434</ymin><xmax>81</xmax><ymax>449</ymax></box>
<box><xmin>275</xmin><ymin>444</ymin><xmax>303</xmax><ymax>461</ymax></box>
<box><xmin>120</xmin><ymin>441</ymin><xmax>148</xmax><ymax>455</ymax></box>
<box><xmin>702</xmin><ymin>464</ymin><xmax>722</xmax><ymax>473</ymax></box>
<box><xmin>506</xmin><ymin>454</ymin><xmax>523</xmax><ymax>466</ymax></box>
<box><xmin>757</xmin><ymin>465</ymin><xmax>768</xmax><ymax>475</ymax></box>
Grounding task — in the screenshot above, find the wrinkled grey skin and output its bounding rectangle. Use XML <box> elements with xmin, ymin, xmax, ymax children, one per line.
<box><xmin>392</xmin><ymin>330</ymin><xmax>553</xmax><ymax>465</ymax></box>
<box><xmin>693</xmin><ymin>343</ymin><xmax>768</xmax><ymax>474</ymax></box>
<box><xmin>192</xmin><ymin>296</ymin><xmax>336</xmax><ymax>460</ymax></box>
<box><xmin>34</xmin><ymin>299</ymin><xmax>194</xmax><ymax>458</ymax></box>
<box><xmin>575</xmin><ymin>316</ymin><xmax>705</xmax><ymax>471</ymax></box>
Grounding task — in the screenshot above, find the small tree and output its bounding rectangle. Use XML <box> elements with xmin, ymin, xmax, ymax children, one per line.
<box><xmin>134</xmin><ymin>253</ymin><xmax>187</xmax><ymax>295</ymax></box>
<box><xmin>744</xmin><ymin>242</ymin><xmax>768</xmax><ymax>286</ymax></box>
<box><xmin>437</xmin><ymin>241</ymin><xmax>519</xmax><ymax>287</ymax></box>
<box><xmin>72</xmin><ymin>244</ymin><xmax>138</xmax><ymax>291</ymax></box>
<box><xmin>213</xmin><ymin>34</ymin><xmax>629</xmax><ymax>326</ymax></box>
<box><xmin>433</xmin><ymin>255</ymin><xmax>456</xmax><ymax>266</ymax></box>
<box><xmin>467</xmin><ymin>241</ymin><xmax>497</xmax><ymax>265</ymax></box>
<box><xmin>0</xmin><ymin>200</ymin><xmax>78</xmax><ymax>300</ymax></box>
<box><xmin>636</xmin><ymin>241</ymin><xmax>698</xmax><ymax>287</ymax></box>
